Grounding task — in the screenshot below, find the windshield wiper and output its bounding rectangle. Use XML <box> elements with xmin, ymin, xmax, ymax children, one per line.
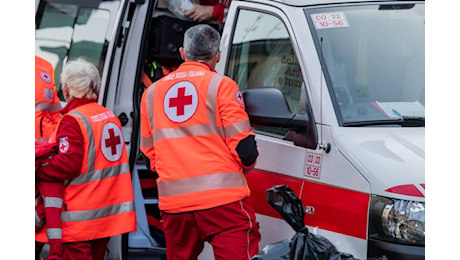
<box><xmin>343</xmin><ymin>116</ymin><xmax>425</xmax><ymax>127</ymax></box>
<box><xmin>399</xmin><ymin>116</ymin><xmax>425</xmax><ymax>127</ymax></box>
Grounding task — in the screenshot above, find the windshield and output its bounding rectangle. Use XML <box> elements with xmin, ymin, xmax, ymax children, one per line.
<box><xmin>305</xmin><ymin>3</ymin><xmax>425</xmax><ymax>126</ymax></box>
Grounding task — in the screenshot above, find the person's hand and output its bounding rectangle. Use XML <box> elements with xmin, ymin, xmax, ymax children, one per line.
<box><xmin>184</xmin><ymin>4</ymin><xmax>214</xmax><ymax>22</ymax></box>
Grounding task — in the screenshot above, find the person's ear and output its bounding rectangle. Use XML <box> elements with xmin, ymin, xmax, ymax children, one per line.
<box><xmin>215</xmin><ymin>51</ymin><xmax>221</xmax><ymax>63</ymax></box>
<box><xmin>179</xmin><ymin>47</ymin><xmax>186</xmax><ymax>61</ymax></box>
<box><xmin>62</xmin><ymin>84</ymin><xmax>70</xmax><ymax>101</ymax></box>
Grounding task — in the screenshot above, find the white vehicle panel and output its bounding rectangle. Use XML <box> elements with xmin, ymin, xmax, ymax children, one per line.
<box><xmin>254</xmin><ymin>134</ymin><xmax>306</xmax><ymax>179</ymax></box>
<box><xmin>332</xmin><ymin>127</ymin><xmax>425</xmax><ymax>200</ymax></box>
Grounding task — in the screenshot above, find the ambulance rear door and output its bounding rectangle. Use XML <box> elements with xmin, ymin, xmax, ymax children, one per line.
<box><xmin>36</xmin><ymin>0</ymin><xmax>160</xmax><ymax>258</ymax></box>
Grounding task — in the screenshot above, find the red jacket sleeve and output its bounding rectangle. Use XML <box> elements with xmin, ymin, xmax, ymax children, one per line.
<box><xmin>212</xmin><ymin>4</ymin><xmax>226</xmax><ymax>24</ymax></box>
<box><xmin>36</xmin><ymin>115</ymin><xmax>84</xmax><ymax>182</ymax></box>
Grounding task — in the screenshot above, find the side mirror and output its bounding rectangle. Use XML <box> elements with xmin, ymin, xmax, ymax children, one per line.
<box><xmin>243</xmin><ymin>87</ymin><xmax>317</xmax><ymax>149</ymax></box>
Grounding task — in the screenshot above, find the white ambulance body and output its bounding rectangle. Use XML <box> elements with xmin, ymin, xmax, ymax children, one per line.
<box><xmin>35</xmin><ymin>0</ymin><xmax>424</xmax><ymax>259</ymax></box>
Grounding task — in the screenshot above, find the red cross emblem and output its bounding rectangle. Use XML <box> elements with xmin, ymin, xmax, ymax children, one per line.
<box><xmin>235</xmin><ymin>89</ymin><xmax>244</xmax><ymax>105</ymax></box>
<box><xmin>169</xmin><ymin>87</ymin><xmax>193</xmax><ymax>116</ymax></box>
<box><xmin>101</xmin><ymin>122</ymin><xmax>124</xmax><ymax>162</ymax></box>
<box><xmin>59</xmin><ymin>136</ymin><xmax>69</xmax><ymax>153</ymax></box>
<box><xmin>105</xmin><ymin>128</ymin><xmax>121</xmax><ymax>155</ymax></box>
<box><xmin>164</xmin><ymin>82</ymin><xmax>198</xmax><ymax>123</ymax></box>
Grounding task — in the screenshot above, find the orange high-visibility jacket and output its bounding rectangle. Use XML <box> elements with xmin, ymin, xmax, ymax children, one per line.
<box><xmin>35</xmin><ymin>56</ymin><xmax>62</xmax><ymax>142</ymax></box>
<box><xmin>140</xmin><ymin>61</ymin><xmax>254</xmax><ymax>213</ymax></box>
<box><xmin>36</xmin><ymin>103</ymin><xmax>136</xmax><ymax>242</ymax></box>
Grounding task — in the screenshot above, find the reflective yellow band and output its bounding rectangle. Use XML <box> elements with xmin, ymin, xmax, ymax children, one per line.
<box><xmin>154</xmin><ymin>123</ymin><xmax>221</xmax><ymax>141</ymax></box>
<box><xmin>44</xmin><ymin>197</ymin><xmax>63</xmax><ymax>208</ymax></box>
<box><xmin>62</xmin><ymin>201</ymin><xmax>134</xmax><ymax>222</ymax></box>
<box><xmin>223</xmin><ymin>120</ymin><xmax>252</xmax><ymax>138</ymax></box>
<box><xmin>157</xmin><ymin>172</ymin><xmax>246</xmax><ymax>197</ymax></box>
<box><xmin>140</xmin><ymin>136</ymin><xmax>154</xmax><ymax>148</ymax></box>
<box><xmin>146</xmin><ymin>82</ymin><xmax>157</xmax><ymax>131</ymax></box>
<box><xmin>153</xmin><ymin>119</ymin><xmax>250</xmax><ymax>141</ymax></box>
<box><xmin>47</xmin><ymin>228</ymin><xmax>62</xmax><ymax>239</ymax></box>
<box><xmin>68</xmin><ymin>164</ymin><xmax>130</xmax><ymax>185</ymax></box>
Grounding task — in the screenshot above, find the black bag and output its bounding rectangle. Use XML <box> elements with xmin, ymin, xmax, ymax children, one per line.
<box><xmin>252</xmin><ymin>185</ymin><xmax>388</xmax><ymax>260</ymax></box>
<box><xmin>266</xmin><ymin>185</ymin><xmax>342</xmax><ymax>260</ymax></box>
<box><xmin>148</xmin><ymin>15</ymin><xmax>220</xmax><ymax>66</ymax></box>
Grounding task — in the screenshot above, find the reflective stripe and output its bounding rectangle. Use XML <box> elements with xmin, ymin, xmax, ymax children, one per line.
<box><xmin>36</xmin><ymin>102</ymin><xmax>61</xmax><ymax>112</ymax></box>
<box><xmin>157</xmin><ymin>172</ymin><xmax>246</xmax><ymax>197</ymax></box>
<box><xmin>141</xmin><ymin>83</ymin><xmax>157</xmax><ymax>148</ymax></box>
<box><xmin>69</xmin><ymin>110</ymin><xmax>96</xmax><ymax>173</ymax></box>
<box><xmin>68</xmin><ymin>164</ymin><xmax>130</xmax><ymax>185</ymax></box>
<box><xmin>205</xmin><ymin>74</ymin><xmax>252</xmax><ymax>137</ymax></box>
<box><xmin>224</xmin><ymin>120</ymin><xmax>252</xmax><ymax>138</ymax></box>
<box><xmin>47</xmin><ymin>228</ymin><xmax>62</xmax><ymax>239</ymax></box>
<box><xmin>62</xmin><ymin>201</ymin><xmax>134</xmax><ymax>222</ymax></box>
<box><xmin>146</xmin><ymin>82</ymin><xmax>157</xmax><ymax>134</ymax></box>
<box><xmin>152</xmin><ymin>121</ymin><xmax>249</xmax><ymax>140</ymax></box>
<box><xmin>44</xmin><ymin>197</ymin><xmax>63</xmax><ymax>208</ymax></box>
<box><xmin>35</xmin><ymin>138</ymin><xmax>49</xmax><ymax>143</ymax></box>
<box><xmin>154</xmin><ymin>124</ymin><xmax>219</xmax><ymax>141</ymax></box>
<box><xmin>140</xmin><ymin>136</ymin><xmax>154</xmax><ymax>148</ymax></box>
<box><xmin>206</xmin><ymin>73</ymin><xmax>223</xmax><ymax>131</ymax></box>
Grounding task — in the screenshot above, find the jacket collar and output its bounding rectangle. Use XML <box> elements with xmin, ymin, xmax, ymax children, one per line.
<box><xmin>60</xmin><ymin>98</ymin><xmax>96</xmax><ymax>115</ymax></box>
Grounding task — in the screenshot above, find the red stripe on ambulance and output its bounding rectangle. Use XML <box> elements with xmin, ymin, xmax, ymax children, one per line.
<box><xmin>385</xmin><ymin>184</ymin><xmax>425</xmax><ymax>197</ymax></box>
<box><xmin>246</xmin><ymin>169</ymin><xmax>369</xmax><ymax>240</ymax></box>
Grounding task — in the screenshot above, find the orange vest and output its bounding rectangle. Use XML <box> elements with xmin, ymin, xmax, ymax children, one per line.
<box><xmin>36</xmin><ymin>103</ymin><xmax>136</xmax><ymax>242</ymax></box>
<box><xmin>140</xmin><ymin>62</ymin><xmax>253</xmax><ymax>213</ymax></box>
<box><xmin>35</xmin><ymin>56</ymin><xmax>62</xmax><ymax>142</ymax></box>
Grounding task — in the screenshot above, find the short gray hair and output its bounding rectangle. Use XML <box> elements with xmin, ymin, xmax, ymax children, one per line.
<box><xmin>61</xmin><ymin>57</ymin><xmax>101</xmax><ymax>100</ymax></box>
<box><xmin>183</xmin><ymin>24</ymin><xmax>220</xmax><ymax>61</ymax></box>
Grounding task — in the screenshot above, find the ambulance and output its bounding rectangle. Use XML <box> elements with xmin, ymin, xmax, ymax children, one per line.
<box><xmin>35</xmin><ymin>0</ymin><xmax>425</xmax><ymax>259</ymax></box>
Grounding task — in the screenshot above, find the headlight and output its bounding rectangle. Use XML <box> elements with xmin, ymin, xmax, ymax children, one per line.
<box><xmin>369</xmin><ymin>195</ymin><xmax>425</xmax><ymax>245</ymax></box>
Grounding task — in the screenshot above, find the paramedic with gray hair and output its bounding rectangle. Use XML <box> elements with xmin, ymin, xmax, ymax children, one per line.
<box><xmin>35</xmin><ymin>57</ymin><xmax>136</xmax><ymax>259</ymax></box>
<box><xmin>140</xmin><ymin>24</ymin><xmax>261</xmax><ymax>259</ymax></box>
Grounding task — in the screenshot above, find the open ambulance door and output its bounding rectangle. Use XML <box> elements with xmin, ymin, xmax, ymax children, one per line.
<box><xmin>36</xmin><ymin>0</ymin><xmax>164</xmax><ymax>258</ymax></box>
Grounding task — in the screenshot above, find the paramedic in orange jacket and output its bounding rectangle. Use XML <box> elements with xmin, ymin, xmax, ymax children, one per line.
<box><xmin>35</xmin><ymin>55</ymin><xmax>63</xmax><ymax>260</ymax></box>
<box><xmin>140</xmin><ymin>24</ymin><xmax>261</xmax><ymax>259</ymax></box>
<box><xmin>35</xmin><ymin>58</ymin><xmax>136</xmax><ymax>260</ymax></box>
<box><xmin>35</xmin><ymin>55</ymin><xmax>62</xmax><ymax>142</ymax></box>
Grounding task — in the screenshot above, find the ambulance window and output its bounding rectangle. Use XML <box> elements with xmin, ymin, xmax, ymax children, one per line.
<box><xmin>226</xmin><ymin>10</ymin><xmax>303</xmax><ymax>114</ymax></box>
<box><xmin>36</xmin><ymin>0</ymin><xmax>121</xmax><ymax>101</ymax></box>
